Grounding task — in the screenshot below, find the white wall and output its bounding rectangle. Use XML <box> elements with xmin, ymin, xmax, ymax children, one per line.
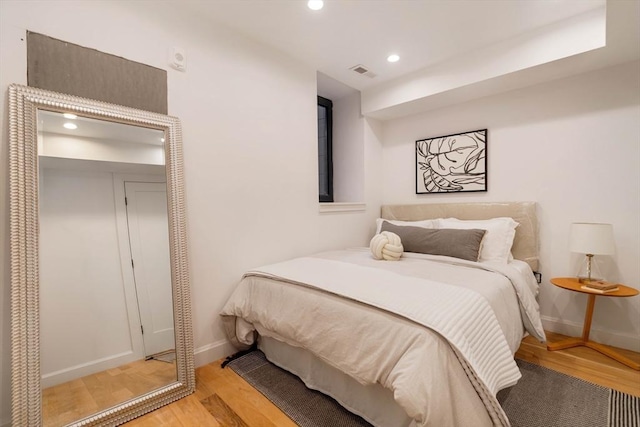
<box><xmin>0</xmin><ymin>1</ymin><xmax>382</xmax><ymax>423</ymax></box>
<box><xmin>381</xmin><ymin>60</ymin><xmax>640</xmax><ymax>351</ymax></box>
<box><xmin>333</xmin><ymin>92</ymin><xmax>365</xmax><ymax>202</ymax></box>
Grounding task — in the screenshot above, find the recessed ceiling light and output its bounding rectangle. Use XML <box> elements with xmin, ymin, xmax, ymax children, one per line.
<box><xmin>387</xmin><ymin>54</ymin><xmax>400</xmax><ymax>63</ymax></box>
<box><xmin>63</xmin><ymin>122</ymin><xmax>78</xmax><ymax>130</ymax></box>
<box><xmin>160</xmin><ymin>137</ymin><xmax>165</xmax><ymax>143</ymax></box>
<box><xmin>63</xmin><ymin>113</ymin><xmax>77</xmax><ymax>119</ymax></box>
<box><xmin>307</xmin><ymin>0</ymin><xmax>323</xmax><ymax>11</ymax></box>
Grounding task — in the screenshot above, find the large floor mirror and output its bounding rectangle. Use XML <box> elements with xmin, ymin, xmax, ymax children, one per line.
<box><xmin>9</xmin><ymin>84</ymin><xmax>195</xmax><ymax>426</ymax></box>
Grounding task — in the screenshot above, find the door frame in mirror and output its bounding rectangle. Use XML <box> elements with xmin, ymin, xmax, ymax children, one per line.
<box><xmin>9</xmin><ymin>84</ymin><xmax>195</xmax><ymax>426</ymax></box>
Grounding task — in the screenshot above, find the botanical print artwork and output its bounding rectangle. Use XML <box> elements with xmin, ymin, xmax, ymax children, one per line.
<box><xmin>415</xmin><ymin>129</ymin><xmax>487</xmax><ymax>194</ymax></box>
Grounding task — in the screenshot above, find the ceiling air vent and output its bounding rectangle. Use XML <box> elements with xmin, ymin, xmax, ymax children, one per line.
<box><xmin>349</xmin><ymin>64</ymin><xmax>377</xmax><ymax>79</ymax></box>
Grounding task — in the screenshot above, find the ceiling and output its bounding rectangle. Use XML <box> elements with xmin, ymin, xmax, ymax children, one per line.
<box><xmin>39</xmin><ymin>110</ymin><xmax>165</xmax><ymax>145</ymax></box>
<box><xmin>182</xmin><ymin>0</ymin><xmax>606</xmax><ymax>94</ymax></box>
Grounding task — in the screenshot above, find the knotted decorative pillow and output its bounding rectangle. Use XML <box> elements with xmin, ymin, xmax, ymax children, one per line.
<box><xmin>370</xmin><ymin>231</ymin><xmax>404</xmax><ymax>261</ymax></box>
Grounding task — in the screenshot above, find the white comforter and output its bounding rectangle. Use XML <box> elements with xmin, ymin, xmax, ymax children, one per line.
<box><xmin>221</xmin><ymin>249</ymin><xmax>545</xmax><ymax>427</ymax></box>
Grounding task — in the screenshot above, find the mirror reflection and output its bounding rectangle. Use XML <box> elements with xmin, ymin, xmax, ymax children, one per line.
<box><xmin>37</xmin><ymin>111</ymin><xmax>177</xmax><ymax>426</ymax></box>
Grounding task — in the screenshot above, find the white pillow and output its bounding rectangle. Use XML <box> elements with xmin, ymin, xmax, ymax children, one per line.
<box><xmin>437</xmin><ymin>217</ymin><xmax>518</xmax><ymax>264</ymax></box>
<box><xmin>375</xmin><ymin>218</ymin><xmax>438</xmax><ymax>234</ymax></box>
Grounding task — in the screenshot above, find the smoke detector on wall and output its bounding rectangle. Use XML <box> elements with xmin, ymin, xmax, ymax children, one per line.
<box><xmin>349</xmin><ymin>64</ymin><xmax>377</xmax><ymax>78</ymax></box>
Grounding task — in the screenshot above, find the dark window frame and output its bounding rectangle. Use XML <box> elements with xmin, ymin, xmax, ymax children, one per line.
<box><xmin>318</xmin><ymin>95</ymin><xmax>333</xmax><ymax>202</ymax></box>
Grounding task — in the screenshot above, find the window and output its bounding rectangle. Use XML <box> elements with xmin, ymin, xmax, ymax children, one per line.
<box><xmin>317</xmin><ymin>96</ymin><xmax>333</xmax><ymax>202</ymax></box>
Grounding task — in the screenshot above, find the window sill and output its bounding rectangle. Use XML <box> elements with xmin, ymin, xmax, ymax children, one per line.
<box><xmin>319</xmin><ymin>202</ymin><xmax>366</xmax><ymax>213</ymax></box>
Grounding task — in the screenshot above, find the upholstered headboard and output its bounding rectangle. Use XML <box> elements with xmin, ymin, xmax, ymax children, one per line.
<box><xmin>381</xmin><ymin>202</ymin><xmax>539</xmax><ymax>271</ymax></box>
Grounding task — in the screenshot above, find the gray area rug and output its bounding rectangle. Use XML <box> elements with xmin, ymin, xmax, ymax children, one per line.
<box><xmin>227</xmin><ymin>350</ymin><xmax>639</xmax><ymax>427</ymax></box>
<box><xmin>498</xmin><ymin>359</ymin><xmax>637</xmax><ymax>427</ymax></box>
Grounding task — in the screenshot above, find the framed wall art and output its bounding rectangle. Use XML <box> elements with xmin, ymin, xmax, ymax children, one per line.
<box><xmin>415</xmin><ymin>129</ymin><xmax>487</xmax><ymax>194</ymax></box>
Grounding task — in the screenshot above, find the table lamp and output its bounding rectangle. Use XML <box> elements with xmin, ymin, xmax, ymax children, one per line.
<box><xmin>570</xmin><ymin>222</ymin><xmax>615</xmax><ymax>283</ymax></box>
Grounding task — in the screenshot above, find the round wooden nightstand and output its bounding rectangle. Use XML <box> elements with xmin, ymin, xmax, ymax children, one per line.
<box><xmin>547</xmin><ymin>277</ymin><xmax>639</xmax><ymax>370</ymax></box>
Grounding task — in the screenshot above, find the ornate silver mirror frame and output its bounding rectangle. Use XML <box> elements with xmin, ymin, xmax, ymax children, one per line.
<box><xmin>9</xmin><ymin>84</ymin><xmax>195</xmax><ymax>426</ymax></box>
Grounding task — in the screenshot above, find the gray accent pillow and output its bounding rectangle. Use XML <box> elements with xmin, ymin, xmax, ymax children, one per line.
<box><xmin>380</xmin><ymin>221</ymin><xmax>486</xmax><ymax>262</ymax></box>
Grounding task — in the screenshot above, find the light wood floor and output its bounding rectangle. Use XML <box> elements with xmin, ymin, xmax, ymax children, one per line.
<box><xmin>43</xmin><ymin>358</ymin><xmax>177</xmax><ymax>427</ymax></box>
<box><xmin>515</xmin><ymin>331</ymin><xmax>640</xmax><ymax>397</ymax></box>
<box><xmin>124</xmin><ymin>331</ymin><xmax>640</xmax><ymax>426</ymax></box>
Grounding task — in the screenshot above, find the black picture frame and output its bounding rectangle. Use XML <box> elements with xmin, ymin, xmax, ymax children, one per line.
<box><xmin>415</xmin><ymin>129</ymin><xmax>487</xmax><ymax>194</ymax></box>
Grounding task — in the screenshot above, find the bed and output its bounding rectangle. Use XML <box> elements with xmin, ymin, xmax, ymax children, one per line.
<box><xmin>221</xmin><ymin>202</ymin><xmax>546</xmax><ymax>427</ymax></box>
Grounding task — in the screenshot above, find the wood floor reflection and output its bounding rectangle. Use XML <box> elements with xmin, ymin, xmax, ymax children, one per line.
<box><xmin>42</xmin><ymin>358</ymin><xmax>176</xmax><ymax>427</ymax></box>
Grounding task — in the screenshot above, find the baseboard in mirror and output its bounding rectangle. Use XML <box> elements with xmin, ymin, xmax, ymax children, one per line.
<box><xmin>41</xmin><ymin>350</ymin><xmax>140</xmax><ymax>388</ymax></box>
<box><xmin>319</xmin><ymin>202</ymin><xmax>366</xmax><ymax>213</ymax></box>
<box><xmin>194</xmin><ymin>339</ymin><xmax>237</xmax><ymax>367</ymax></box>
<box><xmin>541</xmin><ymin>315</ymin><xmax>640</xmax><ymax>352</ymax></box>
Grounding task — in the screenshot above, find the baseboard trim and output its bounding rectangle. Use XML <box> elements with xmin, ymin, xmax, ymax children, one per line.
<box><xmin>541</xmin><ymin>315</ymin><xmax>640</xmax><ymax>352</ymax></box>
<box><xmin>194</xmin><ymin>339</ymin><xmax>236</xmax><ymax>368</ymax></box>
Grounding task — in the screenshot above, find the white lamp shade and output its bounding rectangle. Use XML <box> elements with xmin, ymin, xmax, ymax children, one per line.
<box><xmin>570</xmin><ymin>223</ymin><xmax>615</xmax><ymax>255</ymax></box>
